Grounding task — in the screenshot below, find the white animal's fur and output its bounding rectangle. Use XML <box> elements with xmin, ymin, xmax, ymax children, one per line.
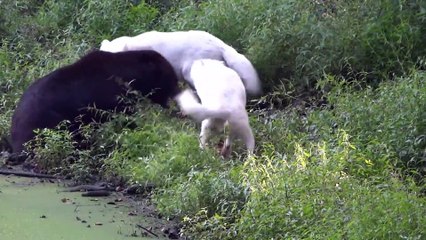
<box><xmin>100</xmin><ymin>30</ymin><xmax>262</xmax><ymax>96</ymax></box>
<box><xmin>175</xmin><ymin>59</ymin><xmax>255</xmax><ymax>157</ymax></box>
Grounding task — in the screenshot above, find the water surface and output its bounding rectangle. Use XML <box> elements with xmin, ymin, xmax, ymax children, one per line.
<box><xmin>0</xmin><ymin>176</ymin><xmax>165</xmax><ymax>240</ymax></box>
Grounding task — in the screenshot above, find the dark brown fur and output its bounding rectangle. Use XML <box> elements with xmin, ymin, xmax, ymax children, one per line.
<box><xmin>10</xmin><ymin>50</ymin><xmax>179</xmax><ymax>153</ymax></box>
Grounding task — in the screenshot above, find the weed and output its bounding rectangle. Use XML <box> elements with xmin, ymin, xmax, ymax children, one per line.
<box><xmin>1</xmin><ymin>1</ymin><xmax>425</xmax><ymax>239</ymax></box>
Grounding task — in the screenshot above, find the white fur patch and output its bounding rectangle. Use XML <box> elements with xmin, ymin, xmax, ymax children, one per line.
<box><xmin>100</xmin><ymin>30</ymin><xmax>262</xmax><ymax>95</ymax></box>
<box><xmin>176</xmin><ymin>59</ymin><xmax>255</xmax><ymax>156</ymax></box>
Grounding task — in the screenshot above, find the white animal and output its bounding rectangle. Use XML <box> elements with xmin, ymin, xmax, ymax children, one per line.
<box><xmin>100</xmin><ymin>30</ymin><xmax>262</xmax><ymax>96</ymax></box>
<box><xmin>175</xmin><ymin>59</ymin><xmax>255</xmax><ymax>157</ymax></box>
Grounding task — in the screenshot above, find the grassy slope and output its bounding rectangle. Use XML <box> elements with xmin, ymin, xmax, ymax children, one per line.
<box><xmin>0</xmin><ymin>0</ymin><xmax>425</xmax><ymax>239</ymax></box>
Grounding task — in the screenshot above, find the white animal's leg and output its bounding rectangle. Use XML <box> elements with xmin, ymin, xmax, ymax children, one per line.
<box><xmin>242</xmin><ymin>123</ymin><xmax>255</xmax><ymax>154</ymax></box>
<box><xmin>221</xmin><ymin>131</ymin><xmax>234</xmax><ymax>158</ymax></box>
<box><xmin>221</xmin><ymin>119</ymin><xmax>236</xmax><ymax>158</ymax></box>
<box><xmin>223</xmin><ymin>113</ymin><xmax>255</xmax><ymax>157</ymax></box>
<box><xmin>239</xmin><ymin>112</ymin><xmax>255</xmax><ymax>152</ymax></box>
<box><xmin>200</xmin><ymin>118</ymin><xmax>226</xmax><ymax>149</ymax></box>
<box><xmin>199</xmin><ymin>119</ymin><xmax>212</xmax><ymax>149</ymax></box>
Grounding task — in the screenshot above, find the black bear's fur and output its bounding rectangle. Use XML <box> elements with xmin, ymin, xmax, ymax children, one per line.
<box><xmin>10</xmin><ymin>50</ymin><xmax>180</xmax><ymax>153</ymax></box>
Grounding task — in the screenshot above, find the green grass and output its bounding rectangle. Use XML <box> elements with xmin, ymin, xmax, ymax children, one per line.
<box><xmin>0</xmin><ymin>0</ymin><xmax>425</xmax><ymax>239</ymax></box>
<box><xmin>313</xmin><ymin>71</ymin><xmax>426</xmax><ymax>180</ymax></box>
<box><xmin>236</xmin><ymin>132</ymin><xmax>425</xmax><ymax>239</ymax></box>
<box><xmin>158</xmin><ymin>0</ymin><xmax>426</xmax><ymax>93</ymax></box>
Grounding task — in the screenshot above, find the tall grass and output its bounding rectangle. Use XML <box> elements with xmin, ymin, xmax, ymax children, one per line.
<box><xmin>0</xmin><ymin>0</ymin><xmax>425</xmax><ymax>239</ymax></box>
<box><xmin>159</xmin><ymin>0</ymin><xmax>426</xmax><ymax>93</ymax></box>
<box><xmin>179</xmin><ymin>71</ymin><xmax>426</xmax><ymax>239</ymax></box>
<box><xmin>238</xmin><ymin>147</ymin><xmax>425</xmax><ymax>239</ymax></box>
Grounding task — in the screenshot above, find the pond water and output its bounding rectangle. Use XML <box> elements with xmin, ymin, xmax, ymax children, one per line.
<box><xmin>0</xmin><ymin>175</ymin><xmax>167</xmax><ymax>240</ymax></box>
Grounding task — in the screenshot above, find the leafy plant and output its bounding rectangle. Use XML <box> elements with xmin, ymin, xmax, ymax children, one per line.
<box><xmin>1</xmin><ymin>1</ymin><xmax>425</xmax><ymax>239</ymax></box>
<box><xmin>26</xmin><ymin>121</ymin><xmax>76</xmax><ymax>175</ymax></box>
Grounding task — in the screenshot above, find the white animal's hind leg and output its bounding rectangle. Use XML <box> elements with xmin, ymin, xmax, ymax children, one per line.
<box><xmin>221</xmin><ymin>134</ymin><xmax>233</xmax><ymax>158</ymax></box>
<box><xmin>199</xmin><ymin>119</ymin><xmax>213</xmax><ymax>149</ymax></box>
<box><xmin>236</xmin><ymin>113</ymin><xmax>255</xmax><ymax>154</ymax></box>
<box><xmin>221</xmin><ymin>122</ymin><xmax>236</xmax><ymax>158</ymax></box>
<box><xmin>200</xmin><ymin>118</ymin><xmax>226</xmax><ymax>149</ymax></box>
<box><xmin>222</xmin><ymin>113</ymin><xmax>255</xmax><ymax>157</ymax></box>
<box><xmin>242</xmin><ymin>124</ymin><xmax>255</xmax><ymax>154</ymax></box>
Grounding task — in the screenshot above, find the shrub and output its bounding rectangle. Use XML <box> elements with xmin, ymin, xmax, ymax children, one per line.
<box><xmin>26</xmin><ymin>122</ymin><xmax>76</xmax><ymax>175</ymax></box>
<box><xmin>155</xmin><ymin>168</ymin><xmax>245</xmax><ymax>218</ymax></box>
<box><xmin>0</xmin><ymin>0</ymin><xmax>162</xmax><ymax>148</ymax></box>
<box><xmin>2</xmin><ymin>0</ymin><xmax>159</xmax><ymax>47</ymax></box>
<box><xmin>1</xmin><ymin>1</ymin><xmax>425</xmax><ymax>239</ymax></box>
<box><xmin>103</xmin><ymin>105</ymin><xmax>223</xmax><ymax>187</ymax></box>
<box><xmin>158</xmin><ymin>0</ymin><xmax>426</xmax><ymax>95</ymax></box>
<box><xmin>314</xmin><ymin>70</ymin><xmax>426</xmax><ymax>180</ymax></box>
<box><xmin>236</xmin><ymin>139</ymin><xmax>425</xmax><ymax>239</ymax></box>
<box><xmin>175</xmin><ymin>69</ymin><xmax>426</xmax><ymax>237</ymax></box>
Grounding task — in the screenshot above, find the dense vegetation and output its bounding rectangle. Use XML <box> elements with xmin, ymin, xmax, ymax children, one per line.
<box><xmin>1</xmin><ymin>0</ymin><xmax>425</xmax><ymax>239</ymax></box>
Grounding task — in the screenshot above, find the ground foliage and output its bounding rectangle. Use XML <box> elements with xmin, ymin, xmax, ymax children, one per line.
<box><xmin>0</xmin><ymin>0</ymin><xmax>425</xmax><ymax>239</ymax></box>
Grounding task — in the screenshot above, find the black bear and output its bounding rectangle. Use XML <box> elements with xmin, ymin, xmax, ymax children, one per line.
<box><xmin>10</xmin><ymin>49</ymin><xmax>180</xmax><ymax>154</ymax></box>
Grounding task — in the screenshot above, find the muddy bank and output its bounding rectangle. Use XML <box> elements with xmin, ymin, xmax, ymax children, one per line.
<box><xmin>0</xmin><ymin>174</ymin><xmax>179</xmax><ymax>240</ymax></box>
